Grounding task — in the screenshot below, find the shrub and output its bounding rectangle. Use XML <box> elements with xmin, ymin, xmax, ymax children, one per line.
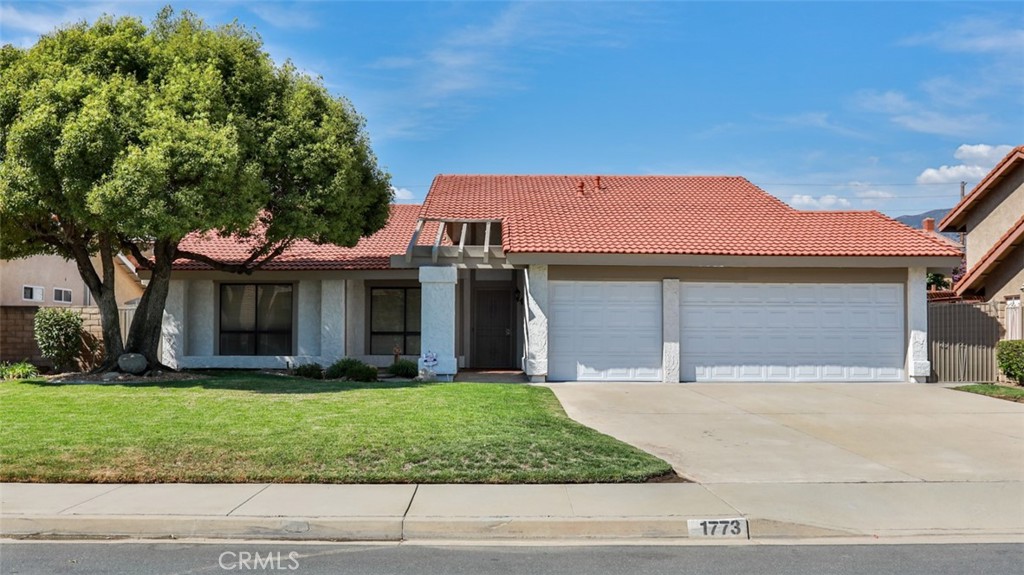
<box><xmin>33</xmin><ymin>308</ymin><xmax>83</xmax><ymax>372</ymax></box>
<box><xmin>388</xmin><ymin>359</ymin><xmax>419</xmax><ymax>378</ymax></box>
<box><xmin>346</xmin><ymin>363</ymin><xmax>378</xmax><ymax>382</ymax></box>
<box><xmin>293</xmin><ymin>363</ymin><xmax>324</xmax><ymax>379</ymax></box>
<box><xmin>0</xmin><ymin>361</ymin><xmax>40</xmax><ymax>380</ymax></box>
<box><xmin>996</xmin><ymin>340</ymin><xmax>1024</xmax><ymax>384</ymax></box>
<box><xmin>325</xmin><ymin>357</ymin><xmax>366</xmax><ymax>379</ymax></box>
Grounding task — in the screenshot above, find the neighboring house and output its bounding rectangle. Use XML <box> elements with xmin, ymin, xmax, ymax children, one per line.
<box><xmin>0</xmin><ymin>254</ymin><xmax>146</xmax><ymax>363</ymax></box>
<box><xmin>159</xmin><ymin>176</ymin><xmax>961</xmax><ymax>383</ymax></box>
<box><xmin>940</xmin><ymin>145</ymin><xmax>1024</xmax><ymax>341</ymax></box>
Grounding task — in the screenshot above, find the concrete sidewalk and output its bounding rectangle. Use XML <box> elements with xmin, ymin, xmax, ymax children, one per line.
<box><xmin>3</xmin><ymin>481</ymin><xmax>1023</xmax><ymax>543</ymax></box>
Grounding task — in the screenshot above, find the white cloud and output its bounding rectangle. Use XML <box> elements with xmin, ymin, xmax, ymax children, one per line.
<box><xmin>901</xmin><ymin>17</ymin><xmax>1024</xmax><ymax>55</ymax></box>
<box><xmin>854</xmin><ymin>189</ymin><xmax>894</xmax><ymax>200</ymax></box>
<box><xmin>0</xmin><ymin>2</ymin><xmax>131</xmax><ymax>39</ymax></box>
<box><xmin>391</xmin><ymin>186</ymin><xmax>417</xmax><ymax>203</ymax></box>
<box><xmin>771</xmin><ymin>112</ymin><xmax>866</xmax><ymax>139</ymax></box>
<box><xmin>248</xmin><ymin>4</ymin><xmax>318</xmax><ymax>30</ymax></box>
<box><xmin>789</xmin><ymin>194</ymin><xmax>852</xmax><ymax>210</ymax></box>
<box><xmin>953</xmin><ymin>144</ymin><xmax>1015</xmax><ymax>165</ymax></box>
<box><xmin>854</xmin><ymin>89</ymin><xmax>991</xmax><ymax>137</ymax></box>
<box><xmin>916</xmin><ymin>144</ymin><xmax>1014</xmax><ymax>184</ymax></box>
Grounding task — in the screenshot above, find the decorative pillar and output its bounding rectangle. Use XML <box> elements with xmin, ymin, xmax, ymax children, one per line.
<box><xmin>419</xmin><ymin>266</ymin><xmax>459</xmax><ymax>379</ymax></box>
<box><xmin>906</xmin><ymin>266</ymin><xmax>930</xmax><ymax>383</ymax></box>
<box><xmin>662</xmin><ymin>279</ymin><xmax>680</xmax><ymax>383</ymax></box>
<box><xmin>320</xmin><ymin>279</ymin><xmax>346</xmax><ymax>365</ymax></box>
<box><xmin>187</xmin><ymin>280</ymin><xmax>215</xmax><ymax>357</ymax></box>
<box><xmin>161</xmin><ymin>279</ymin><xmax>186</xmax><ymax>369</ymax></box>
<box><xmin>524</xmin><ymin>264</ymin><xmax>549</xmax><ymax>382</ymax></box>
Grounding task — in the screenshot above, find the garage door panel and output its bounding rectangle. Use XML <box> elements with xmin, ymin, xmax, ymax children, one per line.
<box><xmin>681</xmin><ymin>282</ymin><xmax>906</xmax><ymax>382</ymax></box>
<box><xmin>549</xmin><ymin>281</ymin><xmax>663</xmax><ymax>382</ymax></box>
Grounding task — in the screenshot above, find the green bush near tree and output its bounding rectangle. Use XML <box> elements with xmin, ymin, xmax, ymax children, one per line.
<box><xmin>293</xmin><ymin>363</ymin><xmax>324</xmax><ymax>380</ymax></box>
<box><xmin>33</xmin><ymin>308</ymin><xmax>83</xmax><ymax>372</ymax></box>
<box><xmin>388</xmin><ymin>359</ymin><xmax>419</xmax><ymax>378</ymax></box>
<box><xmin>0</xmin><ymin>361</ymin><xmax>39</xmax><ymax>380</ymax></box>
<box><xmin>996</xmin><ymin>340</ymin><xmax>1024</xmax><ymax>384</ymax></box>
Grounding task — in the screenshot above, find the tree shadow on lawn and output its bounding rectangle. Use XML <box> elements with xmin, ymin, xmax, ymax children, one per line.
<box><xmin>21</xmin><ymin>370</ymin><xmax>433</xmax><ymax>395</ymax></box>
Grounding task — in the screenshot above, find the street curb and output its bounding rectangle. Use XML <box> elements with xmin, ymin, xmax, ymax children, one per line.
<box><xmin>1</xmin><ymin>515</ymin><xmax>403</xmax><ymax>542</ymax></box>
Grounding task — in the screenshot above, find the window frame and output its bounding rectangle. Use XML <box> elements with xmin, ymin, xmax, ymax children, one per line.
<box><xmin>218</xmin><ymin>283</ymin><xmax>295</xmax><ymax>356</ymax></box>
<box><xmin>369</xmin><ymin>287</ymin><xmax>421</xmax><ymax>356</ymax></box>
<box><xmin>22</xmin><ymin>285</ymin><xmax>43</xmax><ymax>302</ymax></box>
<box><xmin>53</xmin><ymin>288</ymin><xmax>73</xmax><ymax>304</ymax></box>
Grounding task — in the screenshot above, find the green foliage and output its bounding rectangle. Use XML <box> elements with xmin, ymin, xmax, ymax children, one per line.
<box><xmin>388</xmin><ymin>359</ymin><xmax>419</xmax><ymax>378</ymax></box>
<box><xmin>926</xmin><ymin>273</ymin><xmax>948</xmax><ymax>290</ymax></box>
<box><xmin>292</xmin><ymin>363</ymin><xmax>324</xmax><ymax>380</ymax></box>
<box><xmin>0</xmin><ymin>361</ymin><xmax>39</xmax><ymax>380</ymax></box>
<box><xmin>346</xmin><ymin>363</ymin><xmax>378</xmax><ymax>383</ymax></box>
<box><xmin>996</xmin><ymin>340</ymin><xmax>1024</xmax><ymax>384</ymax></box>
<box><xmin>325</xmin><ymin>357</ymin><xmax>367</xmax><ymax>380</ymax></box>
<box><xmin>1</xmin><ymin>9</ymin><xmax>391</xmax><ymax>258</ymax></box>
<box><xmin>33</xmin><ymin>308</ymin><xmax>83</xmax><ymax>372</ymax></box>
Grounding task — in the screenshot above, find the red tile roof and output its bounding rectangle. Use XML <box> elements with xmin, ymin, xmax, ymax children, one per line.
<box><xmin>421</xmin><ymin>175</ymin><xmax>963</xmax><ymax>257</ymax></box>
<box><xmin>174</xmin><ymin>204</ymin><xmax>433</xmax><ymax>271</ymax></box>
<box><xmin>941</xmin><ymin>145</ymin><xmax>1024</xmax><ymax>231</ymax></box>
<box><xmin>954</xmin><ymin>213</ymin><xmax>1024</xmax><ymax>296</ymax></box>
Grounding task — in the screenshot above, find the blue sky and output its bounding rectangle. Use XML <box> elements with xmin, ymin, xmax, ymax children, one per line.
<box><xmin>2</xmin><ymin>1</ymin><xmax>1022</xmax><ymax>216</ymax></box>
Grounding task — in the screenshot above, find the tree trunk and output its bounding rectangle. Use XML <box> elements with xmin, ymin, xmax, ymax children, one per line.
<box><xmin>70</xmin><ymin>235</ymin><xmax>124</xmax><ymax>371</ymax></box>
<box><xmin>125</xmin><ymin>239</ymin><xmax>177</xmax><ymax>369</ymax></box>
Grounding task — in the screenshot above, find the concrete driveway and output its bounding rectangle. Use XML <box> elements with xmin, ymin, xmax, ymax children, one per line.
<box><xmin>547</xmin><ymin>383</ymin><xmax>1024</xmax><ymax>484</ymax></box>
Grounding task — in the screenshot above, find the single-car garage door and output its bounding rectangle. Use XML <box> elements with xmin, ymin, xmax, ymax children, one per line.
<box><xmin>680</xmin><ymin>283</ymin><xmax>905</xmax><ymax>382</ymax></box>
<box><xmin>549</xmin><ymin>281</ymin><xmax>663</xmax><ymax>381</ymax></box>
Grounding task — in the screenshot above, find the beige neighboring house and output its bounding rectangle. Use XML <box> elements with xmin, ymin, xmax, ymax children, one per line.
<box><xmin>0</xmin><ymin>254</ymin><xmax>145</xmax><ymax>364</ymax></box>
<box><xmin>940</xmin><ymin>145</ymin><xmax>1024</xmax><ymax>341</ymax></box>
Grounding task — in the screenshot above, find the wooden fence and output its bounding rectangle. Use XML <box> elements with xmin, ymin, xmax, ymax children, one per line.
<box><xmin>928</xmin><ymin>301</ymin><xmax>1002</xmax><ymax>383</ymax></box>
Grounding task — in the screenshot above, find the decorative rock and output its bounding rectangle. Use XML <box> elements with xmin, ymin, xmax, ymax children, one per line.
<box><xmin>117</xmin><ymin>353</ymin><xmax>148</xmax><ymax>375</ymax></box>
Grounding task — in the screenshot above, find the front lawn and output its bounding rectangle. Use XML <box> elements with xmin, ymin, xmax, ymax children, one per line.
<box><xmin>0</xmin><ymin>372</ymin><xmax>671</xmax><ymax>483</ymax></box>
<box><xmin>955</xmin><ymin>384</ymin><xmax>1024</xmax><ymax>403</ymax></box>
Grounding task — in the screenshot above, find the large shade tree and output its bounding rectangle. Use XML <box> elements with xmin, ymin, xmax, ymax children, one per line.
<box><xmin>0</xmin><ymin>8</ymin><xmax>392</xmax><ymax>369</ymax></box>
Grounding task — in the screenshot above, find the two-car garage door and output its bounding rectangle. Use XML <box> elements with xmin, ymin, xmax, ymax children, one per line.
<box><xmin>547</xmin><ymin>280</ymin><xmax>906</xmax><ymax>382</ymax></box>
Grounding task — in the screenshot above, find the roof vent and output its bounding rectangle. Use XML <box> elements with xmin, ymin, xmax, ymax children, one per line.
<box><xmin>594</xmin><ymin>175</ymin><xmax>601</xmax><ymax>191</ymax></box>
<box><xmin>577</xmin><ymin>180</ymin><xmax>586</xmax><ymax>197</ymax></box>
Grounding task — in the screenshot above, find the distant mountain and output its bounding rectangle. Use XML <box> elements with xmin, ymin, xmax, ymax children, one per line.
<box><xmin>895</xmin><ymin>209</ymin><xmax>959</xmax><ymax>242</ymax></box>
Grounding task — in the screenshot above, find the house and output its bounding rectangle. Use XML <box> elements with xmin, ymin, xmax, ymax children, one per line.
<box><xmin>0</xmin><ymin>254</ymin><xmax>145</xmax><ymax>363</ymax></box>
<box><xmin>159</xmin><ymin>175</ymin><xmax>962</xmax><ymax>383</ymax></box>
<box><xmin>940</xmin><ymin>145</ymin><xmax>1024</xmax><ymax>341</ymax></box>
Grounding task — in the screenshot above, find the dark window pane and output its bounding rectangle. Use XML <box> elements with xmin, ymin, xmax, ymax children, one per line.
<box><xmin>221</xmin><ymin>285</ymin><xmax>256</xmax><ymax>331</ymax></box>
<box><xmin>220</xmin><ymin>333</ymin><xmax>255</xmax><ymax>355</ymax></box>
<box><xmin>371</xmin><ymin>334</ymin><xmax>405</xmax><ymax>356</ymax></box>
<box><xmin>405</xmin><ymin>289</ymin><xmax>421</xmax><ymax>331</ymax></box>
<box><xmin>371</xmin><ymin>289</ymin><xmax>405</xmax><ymax>332</ymax></box>
<box><xmin>258</xmin><ymin>284</ymin><xmax>293</xmax><ymax>331</ymax></box>
<box><xmin>406</xmin><ymin>335</ymin><xmax>421</xmax><ymax>356</ymax></box>
<box><xmin>258</xmin><ymin>333</ymin><xmax>292</xmax><ymax>355</ymax></box>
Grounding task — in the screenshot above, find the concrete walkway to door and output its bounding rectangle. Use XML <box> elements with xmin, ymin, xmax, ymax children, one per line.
<box><xmin>547</xmin><ymin>383</ymin><xmax>1024</xmax><ymax>484</ymax></box>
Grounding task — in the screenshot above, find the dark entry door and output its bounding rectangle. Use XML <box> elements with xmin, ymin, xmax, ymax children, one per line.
<box><xmin>474</xmin><ymin>287</ymin><xmax>515</xmax><ymax>369</ymax></box>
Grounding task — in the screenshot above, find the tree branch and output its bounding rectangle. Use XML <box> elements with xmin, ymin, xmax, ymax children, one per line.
<box><xmin>119</xmin><ymin>236</ymin><xmax>155</xmax><ymax>269</ymax></box>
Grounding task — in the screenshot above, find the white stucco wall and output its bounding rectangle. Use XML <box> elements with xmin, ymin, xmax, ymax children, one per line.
<box><xmin>524</xmin><ymin>264</ymin><xmax>549</xmax><ymax>382</ymax></box>
<box><xmin>296</xmin><ymin>281</ymin><xmax>322</xmax><ymax>357</ymax></box>
<box><xmin>661</xmin><ymin>278</ymin><xmax>680</xmax><ymax>383</ymax></box>
<box><xmin>186</xmin><ymin>280</ymin><xmax>215</xmax><ymax>356</ymax></box>
<box><xmin>419</xmin><ymin>265</ymin><xmax>458</xmax><ymax>377</ymax></box>
<box><xmin>906</xmin><ymin>266</ymin><xmax>930</xmax><ymax>383</ymax></box>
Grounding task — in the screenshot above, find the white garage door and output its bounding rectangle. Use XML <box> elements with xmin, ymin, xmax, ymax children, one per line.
<box><xmin>549</xmin><ymin>281</ymin><xmax>663</xmax><ymax>381</ymax></box>
<box><xmin>680</xmin><ymin>283</ymin><xmax>905</xmax><ymax>382</ymax></box>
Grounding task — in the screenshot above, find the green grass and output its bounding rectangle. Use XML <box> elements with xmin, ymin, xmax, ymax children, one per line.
<box><xmin>0</xmin><ymin>372</ymin><xmax>671</xmax><ymax>483</ymax></box>
<box><xmin>955</xmin><ymin>384</ymin><xmax>1024</xmax><ymax>402</ymax></box>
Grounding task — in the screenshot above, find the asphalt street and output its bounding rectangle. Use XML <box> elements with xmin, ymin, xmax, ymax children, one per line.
<box><xmin>1</xmin><ymin>542</ymin><xmax>1021</xmax><ymax>575</ymax></box>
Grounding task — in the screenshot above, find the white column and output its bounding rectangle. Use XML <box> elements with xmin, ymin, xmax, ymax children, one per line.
<box><xmin>662</xmin><ymin>279</ymin><xmax>680</xmax><ymax>383</ymax></box>
<box><xmin>524</xmin><ymin>264</ymin><xmax>549</xmax><ymax>382</ymax></box>
<box><xmin>161</xmin><ymin>279</ymin><xmax>186</xmax><ymax>369</ymax></box>
<box><xmin>296</xmin><ymin>280</ymin><xmax>322</xmax><ymax>357</ymax></box>
<box><xmin>420</xmin><ymin>266</ymin><xmax>459</xmax><ymax>378</ymax></box>
<box><xmin>345</xmin><ymin>279</ymin><xmax>365</xmax><ymax>358</ymax></box>
<box><xmin>320</xmin><ymin>279</ymin><xmax>346</xmax><ymax>365</ymax></box>
<box><xmin>186</xmin><ymin>280</ymin><xmax>215</xmax><ymax>357</ymax></box>
<box><xmin>906</xmin><ymin>266</ymin><xmax>930</xmax><ymax>383</ymax></box>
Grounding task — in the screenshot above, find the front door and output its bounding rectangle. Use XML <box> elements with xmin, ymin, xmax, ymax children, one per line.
<box><xmin>473</xmin><ymin>287</ymin><xmax>515</xmax><ymax>369</ymax></box>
